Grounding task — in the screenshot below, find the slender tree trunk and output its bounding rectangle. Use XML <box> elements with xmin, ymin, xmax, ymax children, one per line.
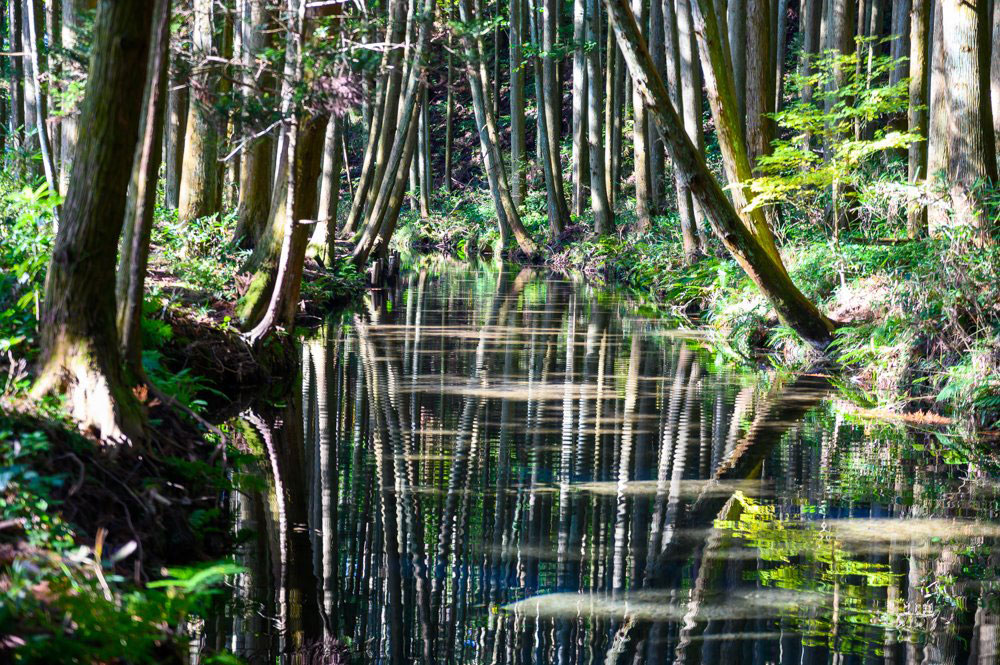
<box><xmin>234</xmin><ymin>0</ymin><xmax>276</xmax><ymax>247</ymax></box>
<box><xmin>605</xmin><ymin>34</ymin><xmax>625</xmax><ymax>209</ymax></box>
<box><xmin>990</xmin><ymin>0</ymin><xmax>1000</xmax><ymax>168</ymax></box>
<box><xmin>246</xmin><ymin>0</ymin><xmax>329</xmax><ymax>342</ymax></box>
<box><xmin>572</xmin><ymin>0</ymin><xmax>588</xmax><ymax>216</ymax></box>
<box><xmin>59</xmin><ymin>0</ymin><xmax>92</xmax><ymax>196</ymax></box>
<box><xmin>33</xmin><ymin>0</ymin><xmax>155</xmax><ymax>442</ymax></box>
<box><xmin>20</xmin><ymin>0</ymin><xmax>39</xmax><ymax>178</ymax></box>
<box><xmin>604</xmin><ymin>0</ymin><xmax>836</xmax><ymax>349</ymax></box>
<box><xmin>445</xmin><ymin>16</ymin><xmax>455</xmax><ymax>194</ymax></box>
<box><xmin>117</xmin><ymin>0</ymin><xmax>171</xmax><ymax>376</ymax></box>
<box><xmin>631</xmin><ymin>0</ymin><xmax>653</xmax><ymax>230</ymax></box>
<box><xmin>417</xmin><ymin>84</ymin><xmax>432</xmax><ymax>217</ymax></box>
<box><xmin>164</xmin><ymin>71</ymin><xmax>188</xmax><ymax>210</ymax></box>
<box><xmin>7</xmin><ymin>0</ymin><xmax>24</xmax><ymax>177</ymax></box>
<box><xmin>457</xmin><ymin>0</ymin><xmax>538</xmax><ymax>255</ymax></box>
<box><xmin>908</xmin><ymin>0</ymin><xmax>930</xmax><ymax>238</ymax></box>
<box><xmin>316</xmin><ymin>114</ymin><xmax>344</xmax><ymax>257</ymax></box>
<box><xmin>587</xmin><ymin>0</ymin><xmax>612</xmax><ymax>234</ymax></box>
<box><xmin>666</xmin><ymin>0</ymin><xmax>701</xmax><ymax>260</ymax></box>
<box><xmin>178</xmin><ymin>0</ymin><xmax>221</xmax><ymax>222</ymax></box>
<box><xmin>773</xmin><ymin>0</ymin><xmax>790</xmax><ymax>112</ymax></box>
<box><xmin>649</xmin><ymin>0</ymin><xmax>666</xmax><ymax>212</ymax></box>
<box><xmin>25</xmin><ymin>0</ymin><xmax>56</xmax><ymax>191</ymax></box>
<box><xmin>510</xmin><ymin>0</ymin><xmax>526</xmax><ymax>205</ymax></box>
<box><xmin>942</xmin><ymin>0</ymin><xmax>997</xmax><ymax>239</ymax></box>
<box><xmin>543</xmin><ymin>0</ymin><xmax>569</xmax><ymax>234</ymax></box>
<box><xmin>890</xmin><ymin>0</ymin><xmax>912</xmax><ymax>86</ymax></box>
<box><xmin>927</xmin><ymin>0</ymin><xmax>949</xmax><ymax>230</ymax></box>
<box><xmin>745</xmin><ymin>0</ymin><xmax>773</xmax><ymax>168</ymax></box>
<box><xmin>727</xmin><ymin>0</ymin><xmax>745</xmax><ymax>127</ymax></box>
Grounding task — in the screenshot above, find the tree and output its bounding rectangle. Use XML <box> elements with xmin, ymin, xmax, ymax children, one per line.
<box><xmin>117</xmin><ymin>0</ymin><xmax>171</xmax><ymax>376</ymax></box>
<box><xmin>586</xmin><ymin>0</ymin><xmax>612</xmax><ymax>234</ymax></box>
<box><xmin>604</xmin><ymin>0</ymin><xmax>837</xmax><ymax>349</ymax></box>
<box><xmin>630</xmin><ymin>0</ymin><xmax>653</xmax><ymax>231</ymax></box>
<box><xmin>178</xmin><ymin>0</ymin><xmax>222</xmax><ymax>222</ymax></box>
<box><xmin>908</xmin><ymin>0</ymin><xmax>930</xmax><ymax>238</ymax></box>
<box><xmin>941</xmin><ymin>0</ymin><xmax>996</xmax><ymax>239</ymax></box>
<box><xmin>33</xmin><ymin>0</ymin><xmax>156</xmax><ymax>441</ymax></box>
<box><xmin>509</xmin><ymin>0</ymin><xmax>527</xmax><ymax>205</ymax></box>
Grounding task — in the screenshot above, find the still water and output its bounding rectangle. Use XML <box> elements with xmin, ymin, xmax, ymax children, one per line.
<box><xmin>215</xmin><ymin>260</ymin><xmax>1000</xmax><ymax>664</ymax></box>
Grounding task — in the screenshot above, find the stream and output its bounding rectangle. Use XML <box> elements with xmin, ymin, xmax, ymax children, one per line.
<box><xmin>209</xmin><ymin>260</ymin><xmax>1000</xmax><ymax>664</ymax></box>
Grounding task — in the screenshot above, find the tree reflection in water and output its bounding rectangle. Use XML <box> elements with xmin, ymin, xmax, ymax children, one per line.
<box><xmin>217</xmin><ymin>261</ymin><xmax>1000</xmax><ymax>665</ymax></box>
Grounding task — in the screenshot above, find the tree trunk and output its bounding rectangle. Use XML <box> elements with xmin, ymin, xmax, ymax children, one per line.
<box><xmin>605</xmin><ymin>34</ymin><xmax>625</xmax><ymax>209</ymax></box>
<box><xmin>649</xmin><ymin>0</ymin><xmax>666</xmax><ymax>212</ymax></box>
<box><xmin>457</xmin><ymin>0</ymin><xmax>538</xmax><ymax>255</ymax></box>
<box><xmin>572</xmin><ymin>0</ymin><xmax>588</xmax><ymax>216</ymax></box>
<box><xmin>690</xmin><ymin>0</ymin><xmax>785</xmax><ymax>267</ymax></box>
<box><xmin>666</xmin><ymin>0</ymin><xmax>702</xmax><ymax>260</ymax></box>
<box><xmin>543</xmin><ymin>0</ymin><xmax>569</xmax><ymax>235</ymax></box>
<box><xmin>234</xmin><ymin>0</ymin><xmax>276</xmax><ymax>247</ymax></box>
<box><xmin>908</xmin><ymin>0</ymin><xmax>930</xmax><ymax>238</ymax></box>
<box><xmin>991</xmin><ymin>0</ymin><xmax>1000</xmax><ymax>165</ymax></box>
<box><xmin>246</xmin><ymin>0</ymin><xmax>329</xmax><ymax>342</ymax></box>
<box><xmin>890</xmin><ymin>0</ymin><xmax>912</xmax><ymax>86</ymax></box>
<box><xmin>727</xmin><ymin>0</ymin><xmax>745</xmax><ymax>127</ymax></box>
<box><xmin>7</xmin><ymin>0</ymin><xmax>24</xmax><ymax>178</ymax></box>
<box><xmin>773</xmin><ymin>0</ymin><xmax>790</xmax><ymax>112</ymax></box>
<box><xmin>604</xmin><ymin>0</ymin><xmax>836</xmax><ymax>349</ymax></box>
<box><xmin>745</xmin><ymin>0</ymin><xmax>773</xmax><ymax>168</ymax></box>
<box><xmin>927</xmin><ymin>0</ymin><xmax>949</xmax><ymax>229</ymax></box>
<box><xmin>33</xmin><ymin>0</ymin><xmax>155</xmax><ymax>442</ymax></box>
<box><xmin>59</xmin><ymin>0</ymin><xmax>92</xmax><ymax>196</ymax></box>
<box><xmin>117</xmin><ymin>0</ymin><xmax>171</xmax><ymax>376</ymax></box>
<box><xmin>942</xmin><ymin>0</ymin><xmax>997</xmax><ymax>238</ymax></box>
<box><xmin>631</xmin><ymin>0</ymin><xmax>653</xmax><ymax>230</ymax></box>
<box><xmin>178</xmin><ymin>0</ymin><xmax>221</xmax><ymax>222</ymax></box>
<box><xmin>164</xmin><ymin>70</ymin><xmax>188</xmax><ymax>210</ymax></box>
<box><xmin>25</xmin><ymin>0</ymin><xmax>56</xmax><ymax>191</ymax></box>
<box><xmin>445</xmin><ymin>15</ymin><xmax>455</xmax><ymax>194</ymax></box>
<box><xmin>587</xmin><ymin>0</ymin><xmax>612</xmax><ymax>234</ymax></box>
<box><xmin>510</xmin><ymin>0</ymin><xmax>527</xmax><ymax>205</ymax></box>
<box><xmin>316</xmin><ymin>114</ymin><xmax>344</xmax><ymax>258</ymax></box>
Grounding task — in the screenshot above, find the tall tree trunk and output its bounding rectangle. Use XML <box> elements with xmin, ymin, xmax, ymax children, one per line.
<box><xmin>116</xmin><ymin>0</ymin><xmax>171</xmax><ymax>376</ymax></box>
<box><xmin>543</xmin><ymin>0</ymin><xmax>569</xmax><ymax>235</ymax></box>
<box><xmin>587</xmin><ymin>0</ymin><xmax>612</xmax><ymax>234</ymax></box>
<box><xmin>727</xmin><ymin>0</ymin><xmax>746</xmax><ymax>127</ymax></box>
<box><xmin>631</xmin><ymin>0</ymin><xmax>653</xmax><ymax>230</ymax></box>
<box><xmin>942</xmin><ymin>0</ymin><xmax>997</xmax><ymax>238</ymax></box>
<box><xmin>246</xmin><ymin>0</ymin><xmax>329</xmax><ymax>342</ymax></box>
<box><xmin>25</xmin><ymin>0</ymin><xmax>56</xmax><ymax>191</ymax></box>
<box><xmin>457</xmin><ymin>0</ymin><xmax>538</xmax><ymax>255</ymax></box>
<box><xmin>510</xmin><ymin>0</ymin><xmax>527</xmax><ymax>205</ymax></box>
<box><xmin>745</xmin><ymin>0</ymin><xmax>773</xmax><ymax>167</ymax></box>
<box><xmin>164</xmin><ymin>69</ymin><xmax>188</xmax><ymax>210</ymax></box>
<box><xmin>990</xmin><ymin>0</ymin><xmax>1000</xmax><ymax>167</ymax></box>
<box><xmin>605</xmin><ymin>35</ymin><xmax>625</xmax><ymax>209</ymax></box>
<box><xmin>178</xmin><ymin>0</ymin><xmax>221</xmax><ymax>222</ymax></box>
<box><xmin>33</xmin><ymin>0</ymin><xmax>155</xmax><ymax>442</ymax></box>
<box><xmin>927</xmin><ymin>0</ymin><xmax>949</xmax><ymax>230</ymax></box>
<box><xmin>234</xmin><ymin>0</ymin><xmax>276</xmax><ymax>247</ymax></box>
<box><xmin>59</xmin><ymin>0</ymin><xmax>92</xmax><ymax>195</ymax></box>
<box><xmin>690</xmin><ymin>0</ymin><xmax>785</xmax><ymax>268</ymax></box>
<box><xmin>604</xmin><ymin>0</ymin><xmax>836</xmax><ymax>349</ymax></box>
<box><xmin>445</xmin><ymin>15</ymin><xmax>455</xmax><ymax>194</ymax></box>
<box><xmin>316</xmin><ymin>114</ymin><xmax>344</xmax><ymax>258</ymax></box>
<box><xmin>531</xmin><ymin>0</ymin><xmax>572</xmax><ymax>236</ymax></box>
<box><xmin>908</xmin><ymin>0</ymin><xmax>930</xmax><ymax>238</ymax></box>
<box><xmin>417</xmin><ymin>84</ymin><xmax>432</xmax><ymax>218</ymax></box>
<box><xmin>649</xmin><ymin>0</ymin><xmax>666</xmax><ymax>212</ymax></box>
<box><xmin>773</xmin><ymin>0</ymin><xmax>790</xmax><ymax>112</ymax></box>
<box><xmin>572</xmin><ymin>0</ymin><xmax>588</xmax><ymax>216</ymax></box>
<box><xmin>666</xmin><ymin>0</ymin><xmax>701</xmax><ymax>260</ymax></box>
<box><xmin>890</xmin><ymin>0</ymin><xmax>912</xmax><ymax>86</ymax></box>
<box><xmin>7</xmin><ymin>0</ymin><xmax>24</xmax><ymax>178</ymax></box>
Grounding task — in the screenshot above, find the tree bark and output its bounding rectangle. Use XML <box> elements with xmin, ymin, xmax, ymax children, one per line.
<box><xmin>33</xmin><ymin>0</ymin><xmax>155</xmax><ymax>442</ymax></box>
<box><xmin>667</xmin><ymin>0</ymin><xmax>702</xmax><ymax>260</ymax></box>
<box><xmin>773</xmin><ymin>0</ymin><xmax>790</xmax><ymax>112</ymax></box>
<box><xmin>890</xmin><ymin>0</ymin><xmax>912</xmax><ymax>86</ymax></box>
<box><xmin>234</xmin><ymin>0</ymin><xmax>276</xmax><ymax>247</ymax></box>
<box><xmin>543</xmin><ymin>0</ymin><xmax>567</xmax><ymax>233</ymax></box>
<box><xmin>727</xmin><ymin>0</ymin><xmax>745</xmax><ymax>127</ymax></box>
<box><xmin>649</xmin><ymin>0</ymin><xmax>666</xmax><ymax>212</ymax></box>
<box><xmin>572</xmin><ymin>0</ymin><xmax>589</xmax><ymax>216</ymax></box>
<box><xmin>164</xmin><ymin>69</ymin><xmax>188</xmax><ymax>211</ymax></box>
<box><xmin>25</xmin><ymin>0</ymin><xmax>56</xmax><ymax>191</ymax></box>
<box><xmin>908</xmin><ymin>0</ymin><xmax>930</xmax><ymax>238</ymax></box>
<box><xmin>604</xmin><ymin>0</ymin><xmax>837</xmax><ymax>349</ymax></box>
<box><xmin>927</xmin><ymin>0</ymin><xmax>949</xmax><ymax>229</ymax></box>
<box><xmin>7</xmin><ymin>0</ymin><xmax>24</xmax><ymax>178</ymax></box>
<box><xmin>178</xmin><ymin>0</ymin><xmax>221</xmax><ymax>222</ymax></box>
<box><xmin>116</xmin><ymin>0</ymin><xmax>171</xmax><ymax>376</ymax></box>
<box><xmin>942</xmin><ymin>0</ymin><xmax>997</xmax><ymax>238</ymax></box>
<box><xmin>59</xmin><ymin>0</ymin><xmax>93</xmax><ymax>195</ymax></box>
<box><xmin>587</xmin><ymin>0</ymin><xmax>612</xmax><ymax>234</ymax></box>
<box><xmin>316</xmin><ymin>114</ymin><xmax>344</xmax><ymax>258</ymax></box>
<box><xmin>510</xmin><ymin>0</ymin><xmax>527</xmax><ymax>205</ymax></box>
<box><xmin>631</xmin><ymin>0</ymin><xmax>653</xmax><ymax>230</ymax></box>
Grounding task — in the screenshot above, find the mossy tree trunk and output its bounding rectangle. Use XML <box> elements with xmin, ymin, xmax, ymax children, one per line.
<box><xmin>33</xmin><ymin>0</ymin><xmax>155</xmax><ymax>442</ymax></box>
<box><xmin>604</xmin><ymin>0</ymin><xmax>837</xmax><ymax>349</ymax></box>
<box><xmin>908</xmin><ymin>0</ymin><xmax>930</xmax><ymax>238</ymax></box>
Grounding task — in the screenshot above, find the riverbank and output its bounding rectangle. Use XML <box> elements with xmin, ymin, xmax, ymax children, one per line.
<box><xmin>0</xmin><ymin>194</ymin><xmax>362</xmax><ymax>662</ymax></box>
<box><xmin>394</xmin><ymin>201</ymin><xmax>1000</xmax><ymax>435</ymax></box>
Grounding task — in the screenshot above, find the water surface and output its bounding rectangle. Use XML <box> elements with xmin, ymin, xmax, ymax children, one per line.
<box><xmin>216</xmin><ymin>261</ymin><xmax>1000</xmax><ymax>664</ymax></box>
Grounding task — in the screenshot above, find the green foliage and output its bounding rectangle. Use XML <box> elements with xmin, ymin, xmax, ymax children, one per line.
<box><xmin>746</xmin><ymin>38</ymin><xmax>917</xmax><ymax>216</ymax></box>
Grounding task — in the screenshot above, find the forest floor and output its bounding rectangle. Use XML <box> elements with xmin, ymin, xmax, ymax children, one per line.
<box><xmin>394</xmin><ymin>194</ymin><xmax>1000</xmax><ymax>437</ymax></box>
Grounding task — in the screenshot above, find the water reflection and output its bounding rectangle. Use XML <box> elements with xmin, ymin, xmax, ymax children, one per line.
<box><xmin>219</xmin><ymin>261</ymin><xmax>1000</xmax><ymax>664</ymax></box>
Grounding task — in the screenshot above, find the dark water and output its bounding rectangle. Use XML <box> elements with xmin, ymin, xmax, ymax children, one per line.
<box><xmin>212</xmin><ymin>261</ymin><xmax>1000</xmax><ymax>664</ymax></box>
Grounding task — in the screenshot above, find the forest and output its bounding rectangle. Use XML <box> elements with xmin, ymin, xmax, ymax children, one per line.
<box><xmin>1</xmin><ymin>0</ymin><xmax>1000</xmax><ymax>663</ymax></box>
